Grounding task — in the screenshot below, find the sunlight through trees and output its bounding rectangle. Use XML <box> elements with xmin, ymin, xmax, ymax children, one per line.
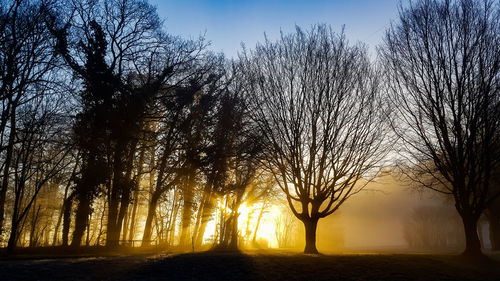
<box><xmin>0</xmin><ymin>0</ymin><xmax>499</xmax><ymax>261</ymax></box>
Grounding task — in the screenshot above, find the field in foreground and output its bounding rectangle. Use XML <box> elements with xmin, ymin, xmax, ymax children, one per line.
<box><xmin>1</xmin><ymin>250</ymin><xmax>499</xmax><ymax>280</ymax></box>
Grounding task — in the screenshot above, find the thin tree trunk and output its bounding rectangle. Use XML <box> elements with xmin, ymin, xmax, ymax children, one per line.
<box><xmin>106</xmin><ymin>181</ymin><xmax>120</xmax><ymax>247</ymax></box>
<box><xmin>128</xmin><ymin>147</ymin><xmax>145</xmax><ymax>241</ymax></box>
<box><xmin>194</xmin><ymin>193</ymin><xmax>215</xmax><ymax>247</ymax></box>
<box><xmin>142</xmin><ymin>194</ymin><xmax>159</xmax><ymax>246</ymax></box>
<box><xmin>7</xmin><ymin>220</ymin><xmax>20</xmax><ymax>254</ymax></box>
<box><xmin>243</xmin><ymin>207</ymin><xmax>255</xmax><ymax>245</ymax></box>
<box><xmin>7</xmin><ymin>185</ymin><xmax>22</xmax><ymax>254</ymax></box>
<box><xmin>106</xmin><ymin>142</ymin><xmax>126</xmax><ymax>248</ymax></box>
<box><xmin>192</xmin><ymin>192</ymin><xmax>206</xmax><ymax>247</ymax></box>
<box><xmin>53</xmin><ymin>189</ymin><xmax>71</xmax><ymax>246</ymax></box>
<box><xmin>122</xmin><ymin>208</ymin><xmax>130</xmax><ymax>242</ymax></box>
<box><xmin>29</xmin><ymin>204</ymin><xmax>41</xmax><ymax>247</ymax></box>
<box><xmin>219</xmin><ymin>199</ymin><xmax>230</xmax><ymax>247</ymax></box>
<box><xmin>86</xmin><ymin>212</ymin><xmax>92</xmax><ymax>246</ymax></box>
<box><xmin>61</xmin><ymin>195</ymin><xmax>74</xmax><ymax>246</ymax></box>
<box><xmin>166</xmin><ymin>189</ymin><xmax>178</xmax><ymax>245</ymax></box>
<box><xmin>127</xmin><ymin>189</ymin><xmax>140</xmax><ymax>241</ymax></box>
<box><xmin>95</xmin><ymin>199</ymin><xmax>107</xmax><ymax>246</ymax></box>
<box><xmin>179</xmin><ymin>175</ymin><xmax>195</xmax><ymax>247</ymax></box>
<box><xmin>252</xmin><ymin>202</ymin><xmax>266</xmax><ymax>242</ymax></box>
<box><xmin>53</xmin><ymin>158</ymin><xmax>79</xmax><ymax>246</ymax></box>
<box><xmin>169</xmin><ymin>198</ymin><xmax>180</xmax><ymax>246</ymax></box>
<box><xmin>114</xmin><ymin>145</ymin><xmax>137</xmax><ymax>246</ymax></box>
<box><xmin>0</xmin><ymin>106</ymin><xmax>16</xmax><ymax>238</ymax></box>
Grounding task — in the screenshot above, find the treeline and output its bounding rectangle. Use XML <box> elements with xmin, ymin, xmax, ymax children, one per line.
<box><xmin>1</xmin><ymin>0</ymin><xmax>500</xmax><ymax>257</ymax></box>
<box><xmin>0</xmin><ymin>0</ymin><xmax>276</xmax><ymax>253</ymax></box>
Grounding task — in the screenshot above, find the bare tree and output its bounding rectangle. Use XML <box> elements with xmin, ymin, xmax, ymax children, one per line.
<box><xmin>141</xmin><ymin>57</ymin><xmax>225</xmax><ymax>246</ymax></box>
<box><xmin>0</xmin><ymin>0</ymin><xmax>58</xmax><ymax>240</ymax></box>
<box><xmin>380</xmin><ymin>0</ymin><xmax>500</xmax><ymax>256</ymax></box>
<box><xmin>6</xmin><ymin>90</ymin><xmax>72</xmax><ymax>252</ymax></box>
<box><xmin>46</xmin><ymin>0</ymin><xmax>205</xmax><ymax>247</ymax></box>
<box><xmin>239</xmin><ymin>25</ymin><xmax>388</xmax><ymax>253</ymax></box>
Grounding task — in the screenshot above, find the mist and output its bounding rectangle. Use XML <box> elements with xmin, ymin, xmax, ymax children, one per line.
<box><xmin>314</xmin><ymin>174</ymin><xmax>467</xmax><ymax>253</ymax></box>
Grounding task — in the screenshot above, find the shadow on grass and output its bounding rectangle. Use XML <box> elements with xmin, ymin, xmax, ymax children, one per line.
<box><xmin>0</xmin><ymin>245</ymin><xmax>165</xmax><ymax>260</ymax></box>
<box><xmin>125</xmin><ymin>250</ymin><xmax>258</xmax><ymax>281</ymax></box>
<box><xmin>124</xmin><ymin>251</ymin><xmax>500</xmax><ymax>281</ymax></box>
<box><xmin>0</xmin><ymin>250</ymin><xmax>499</xmax><ymax>280</ymax></box>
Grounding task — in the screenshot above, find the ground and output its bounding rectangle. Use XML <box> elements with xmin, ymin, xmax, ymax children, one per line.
<box><xmin>1</xmin><ymin>250</ymin><xmax>499</xmax><ymax>280</ymax></box>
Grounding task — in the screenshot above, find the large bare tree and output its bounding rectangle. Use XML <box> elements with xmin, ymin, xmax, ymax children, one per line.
<box><xmin>239</xmin><ymin>25</ymin><xmax>388</xmax><ymax>254</ymax></box>
<box><xmin>47</xmin><ymin>0</ymin><xmax>207</xmax><ymax>247</ymax></box>
<box><xmin>380</xmin><ymin>0</ymin><xmax>500</xmax><ymax>256</ymax></box>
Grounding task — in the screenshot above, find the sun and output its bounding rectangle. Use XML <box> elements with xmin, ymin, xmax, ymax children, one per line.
<box><xmin>237</xmin><ymin>202</ymin><xmax>283</xmax><ymax>248</ymax></box>
<box><xmin>201</xmin><ymin>201</ymin><xmax>285</xmax><ymax>248</ymax></box>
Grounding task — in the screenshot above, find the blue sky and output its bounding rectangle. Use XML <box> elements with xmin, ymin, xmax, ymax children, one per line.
<box><xmin>149</xmin><ymin>0</ymin><xmax>401</xmax><ymax>58</ymax></box>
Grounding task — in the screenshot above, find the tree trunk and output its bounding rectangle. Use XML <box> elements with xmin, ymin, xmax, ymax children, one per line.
<box><xmin>7</xmin><ymin>220</ymin><xmax>19</xmax><ymax>254</ymax></box>
<box><xmin>106</xmin><ymin>180</ymin><xmax>120</xmax><ymax>247</ymax></box>
<box><xmin>106</xmin><ymin>145</ymin><xmax>124</xmax><ymax>248</ymax></box>
<box><xmin>115</xmin><ymin>192</ymin><xmax>130</xmax><ymax>245</ymax></box>
<box><xmin>71</xmin><ymin>194</ymin><xmax>90</xmax><ymax>247</ymax></box>
<box><xmin>0</xmin><ymin>107</ymin><xmax>16</xmax><ymax>238</ymax></box>
<box><xmin>179</xmin><ymin>175</ymin><xmax>194</xmax><ymax>247</ymax></box>
<box><xmin>53</xmin><ymin>157</ymin><xmax>78</xmax><ymax>246</ymax></box>
<box><xmin>7</xmin><ymin>178</ymin><xmax>25</xmax><ymax>254</ymax></box>
<box><xmin>122</xmin><ymin>208</ymin><xmax>130</xmax><ymax>241</ymax></box>
<box><xmin>127</xmin><ymin>188</ymin><xmax>140</xmax><ymax>241</ymax></box>
<box><xmin>6</xmin><ymin>195</ymin><xmax>21</xmax><ymax>254</ymax></box>
<box><xmin>115</xmin><ymin>145</ymin><xmax>137</xmax><ymax>246</ymax></box>
<box><xmin>106</xmin><ymin>141</ymin><xmax>137</xmax><ymax>248</ymax></box>
<box><xmin>303</xmin><ymin>218</ymin><xmax>319</xmax><ymax>254</ymax></box>
<box><xmin>86</xmin><ymin>212</ymin><xmax>92</xmax><ymax>246</ymax></box>
<box><xmin>169</xmin><ymin>198</ymin><xmax>180</xmax><ymax>245</ymax></box>
<box><xmin>229</xmin><ymin>212</ymin><xmax>239</xmax><ymax>250</ymax></box>
<box><xmin>192</xmin><ymin>192</ymin><xmax>206</xmax><ymax>248</ymax></box>
<box><xmin>194</xmin><ymin>195</ymin><xmax>215</xmax><ymax>247</ymax></box>
<box><xmin>95</xmin><ymin>199</ymin><xmax>107</xmax><ymax>246</ymax></box>
<box><xmin>141</xmin><ymin>194</ymin><xmax>159</xmax><ymax>246</ymax></box>
<box><xmin>53</xmin><ymin>191</ymin><xmax>71</xmax><ymax>246</ymax></box>
<box><xmin>128</xmin><ymin>148</ymin><xmax>145</xmax><ymax>241</ymax></box>
<box><xmin>461</xmin><ymin>214</ymin><xmax>482</xmax><ymax>256</ymax></box>
<box><xmin>252</xmin><ymin>202</ymin><xmax>266</xmax><ymax>242</ymax></box>
<box><xmin>29</xmin><ymin>204</ymin><xmax>41</xmax><ymax>247</ymax></box>
<box><xmin>60</xmin><ymin>193</ymin><xmax>74</xmax><ymax>246</ymax></box>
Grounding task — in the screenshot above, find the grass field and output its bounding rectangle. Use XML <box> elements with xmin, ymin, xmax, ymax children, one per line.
<box><xmin>1</xmin><ymin>250</ymin><xmax>499</xmax><ymax>280</ymax></box>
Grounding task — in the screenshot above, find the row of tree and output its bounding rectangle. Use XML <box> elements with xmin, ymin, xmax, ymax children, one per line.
<box><xmin>1</xmin><ymin>0</ymin><xmax>500</xmax><ymax>256</ymax></box>
<box><xmin>0</xmin><ymin>0</ymin><xmax>276</xmax><ymax>254</ymax></box>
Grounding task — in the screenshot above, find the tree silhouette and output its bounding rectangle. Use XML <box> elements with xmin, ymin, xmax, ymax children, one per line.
<box><xmin>0</xmin><ymin>0</ymin><xmax>59</xmax><ymax>240</ymax></box>
<box><xmin>239</xmin><ymin>25</ymin><xmax>388</xmax><ymax>254</ymax></box>
<box><xmin>380</xmin><ymin>0</ymin><xmax>500</xmax><ymax>256</ymax></box>
<box><xmin>46</xmin><ymin>0</ymin><xmax>184</xmax><ymax>247</ymax></box>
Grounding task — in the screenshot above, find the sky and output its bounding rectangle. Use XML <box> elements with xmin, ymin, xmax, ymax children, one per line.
<box><xmin>149</xmin><ymin>0</ymin><xmax>401</xmax><ymax>58</ymax></box>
